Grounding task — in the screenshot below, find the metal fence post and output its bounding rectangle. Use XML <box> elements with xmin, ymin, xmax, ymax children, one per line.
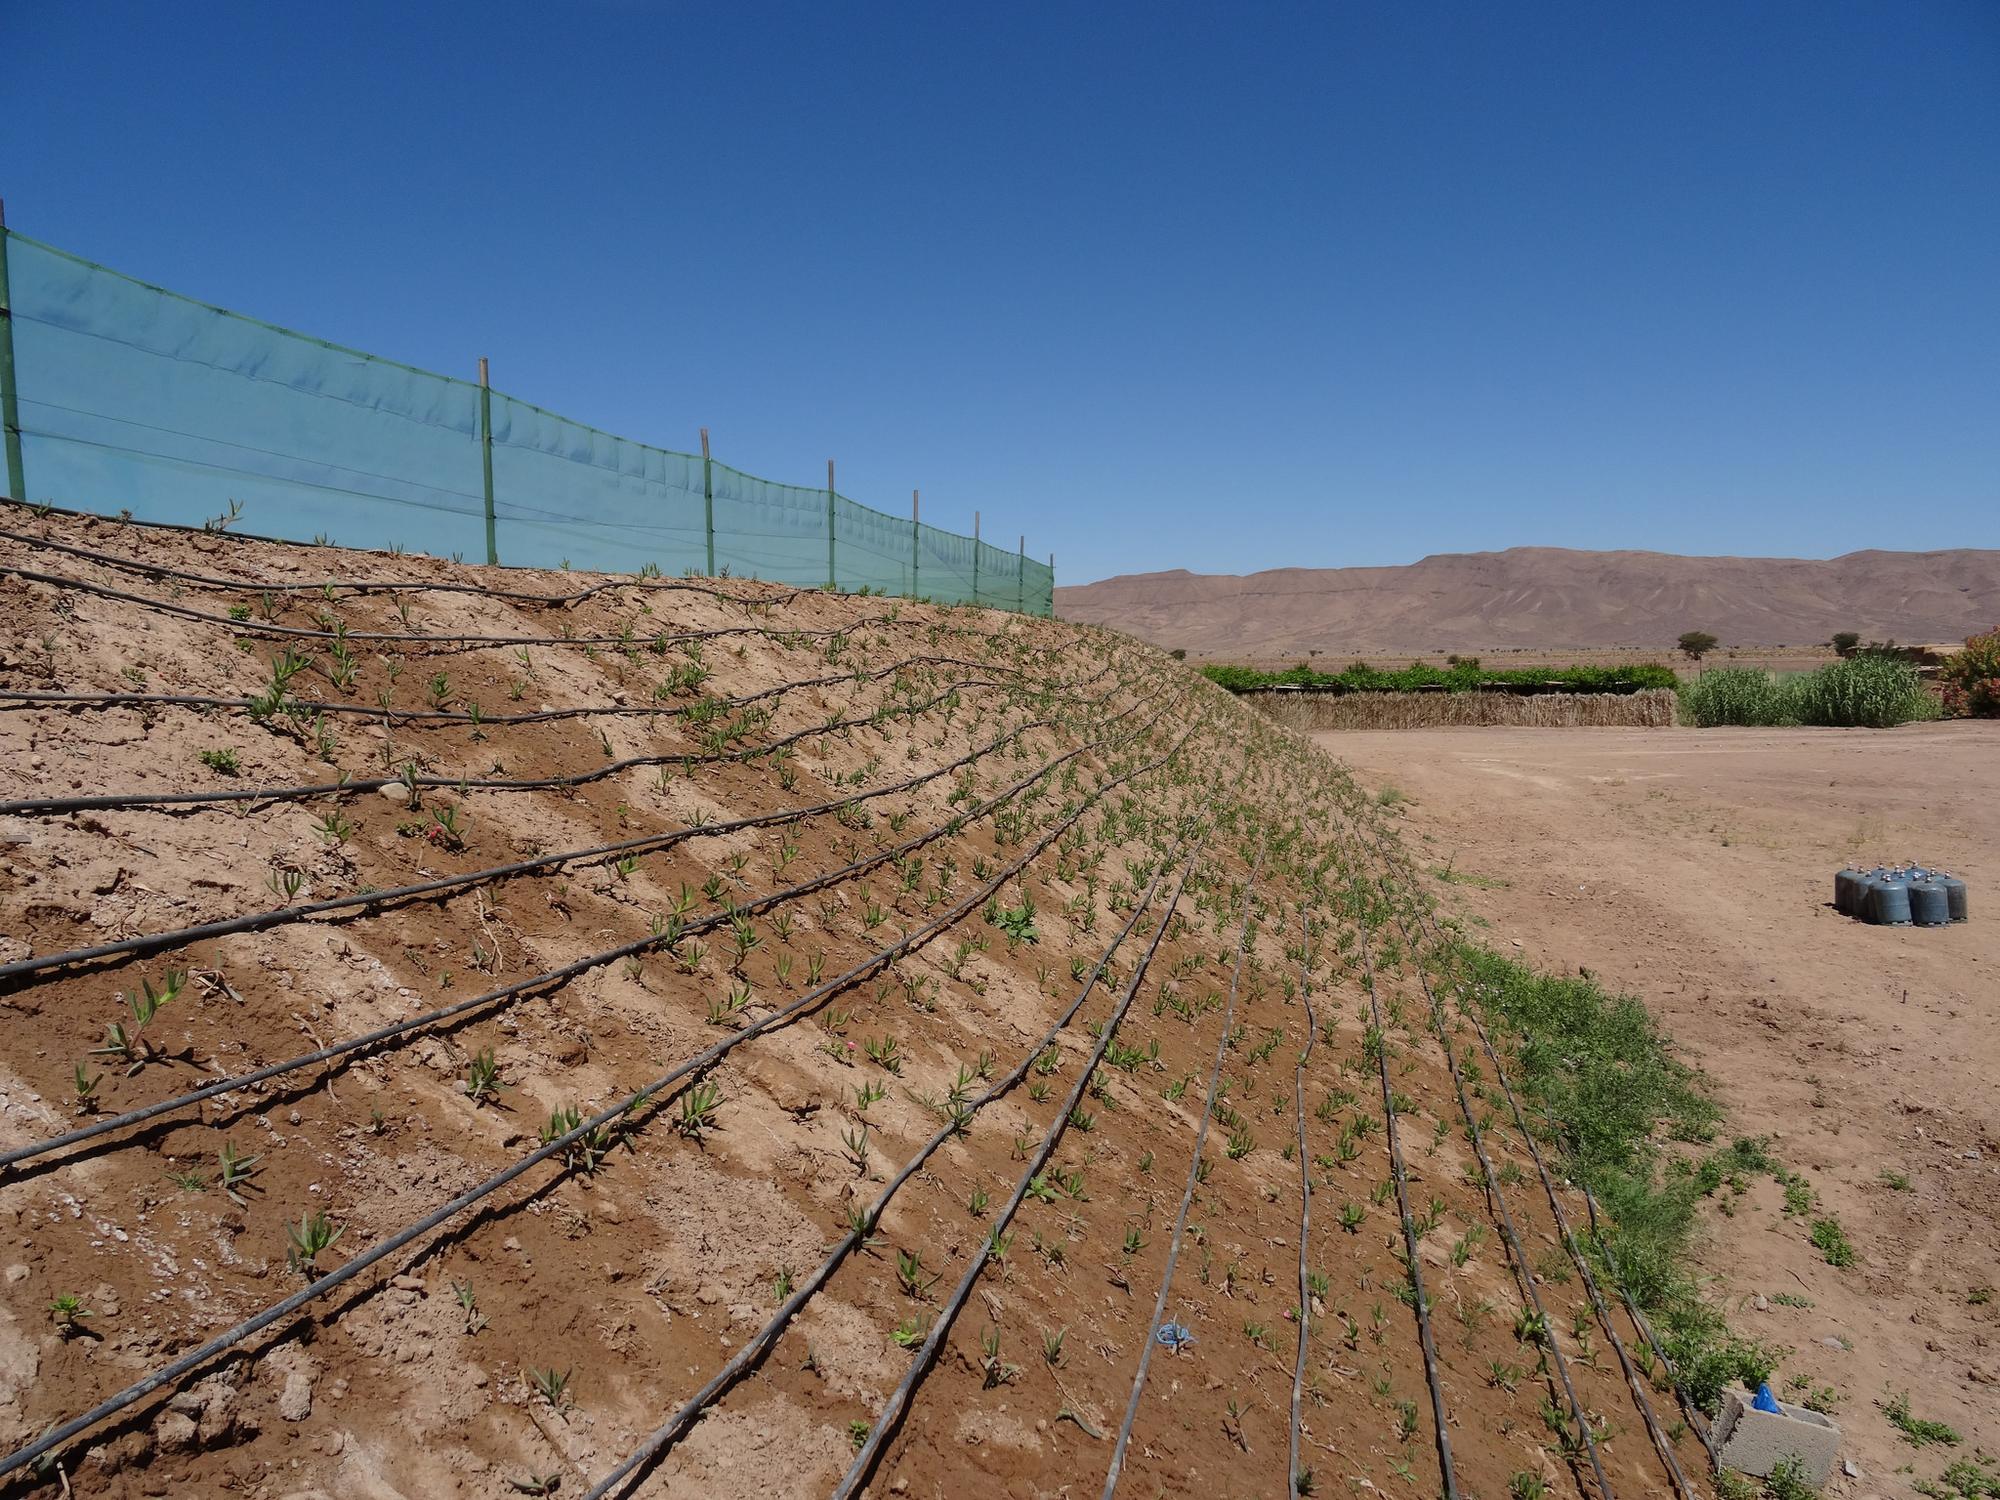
<box><xmin>0</xmin><ymin>201</ymin><xmax>26</xmax><ymax>503</ymax></box>
<box><xmin>972</xmin><ymin>509</ymin><xmax>980</xmax><ymax>605</ymax></box>
<box><xmin>701</xmin><ymin>427</ymin><xmax>715</xmax><ymax>577</ymax></box>
<box><xmin>1017</xmin><ymin>534</ymin><xmax>1025</xmax><ymax>615</ymax></box>
<box><xmin>826</xmin><ymin>458</ymin><xmax>837</xmax><ymax>590</ymax></box>
<box><xmin>1049</xmin><ymin>552</ymin><xmax>1055</xmax><ymax>616</ymax></box>
<box><xmin>477</xmin><ymin>357</ymin><xmax>497</xmax><ymax>565</ymax></box>
<box><xmin>910</xmin><ymin>489</ymin><xmax>920</xmax><ymax>599</ymax></box>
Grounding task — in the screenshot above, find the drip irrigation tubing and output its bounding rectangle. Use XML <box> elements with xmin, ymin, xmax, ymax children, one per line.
<box><xmin>828</xmin><ymin>838</ymin><xmax>1207</xmax><ymax>1500</ymax></box>
<box><xmin>0</xmin><ymin>512</ymin><xmax>830</xmax><ymax>610</ymax></box>
<box><xmin>0</xmin><ymin>637</ymin><xmax>1058</xmax><ymax>732</ymax></box>
<box><xmin>1353</xmin><ymin>892</ymin><xmax>1461</xmax><ymax>1500</ymax></box>
<box><xmin>1361</xmin><ymin>818</ymin><xmax>1715</xmax><ymax>1489</ymax></box>
<box><xmin>2</xmin><ymin>562</ymin><xmax>914</xmax><ymax>650</ymax></box>
<box><xmin>1287</xmin><ymin>906</ymin><xmax>1317</xmax><ymax>1498</ymax></box>
<box><xmin>1098</xmin><ymin>838</ymin><xmax>1266</xmax><ymax>1500</ymax></box>
<box><xmin>1378</xmin><ymin>865</ymin><xmax>1703</xmax><ymax>1496</ymax></box>
<box><xmin>0</xmin><ymin>674</ymin><xmax>1160</xmax><ymax>988</ymax></box>
<box><xmin>583</xmin><ymin>832</ymin><xmax>1197</xmax><ymax>1499</ymax></box>
<box><xmin>0</xmin><ymin>654</ymin><xmax>1116</xmax><ymax>817</ymax></box>
<box><xmin>1341</xmin><ymin>832</ymin><xmax>1615</xmax><ymax>1500</ymax></box>
<box><xmin>0</xmin><ymin>729</ymin><xmax>1191</xmax><ymax>1485</ymax></box>
<box><xmin>0</xmin><ymin>696</ymin><xmax>1191</xmax><ymax>1174</ymax></box>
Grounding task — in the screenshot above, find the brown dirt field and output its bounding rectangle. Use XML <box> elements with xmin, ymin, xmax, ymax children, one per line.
<box><xmin>1319</xmin><ymin>722</ymin><xmax>2000</xmax><ymax>1498</ymax></box>
<box><xmin>2</xmin><ymin>506</ymin><xmax>1734</xmax><ymax>1500</ymax></box>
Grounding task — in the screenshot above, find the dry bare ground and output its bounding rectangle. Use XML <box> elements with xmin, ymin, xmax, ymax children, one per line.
<box><xmin>1324</xmin><ymin>724</ymin><xmax>2000</xmax><ymax>1500</ymax></box>
<box><xmin>0</xmin><ymin>507</ymin><xmax>1737</xmax><ymax>1500</ymax></box>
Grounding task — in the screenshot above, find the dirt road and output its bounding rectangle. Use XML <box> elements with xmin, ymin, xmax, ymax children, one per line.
<box><xmin>1316</xmin><ymin>722</ymin><xmax>1999</xmax><ymax>1497</ymax></box>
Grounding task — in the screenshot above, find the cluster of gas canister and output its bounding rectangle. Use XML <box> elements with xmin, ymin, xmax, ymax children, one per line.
<box><xmin>1835</xmin><ymin>865</ymin><xmax>1970</xmax><ymax>926</ymax></box>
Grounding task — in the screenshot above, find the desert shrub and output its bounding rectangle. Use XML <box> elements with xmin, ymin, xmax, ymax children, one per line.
<box><xmin>1791</xmin><ymin>654</ymin><xmax>1939</xmax><ymax>728</ymax></box>
<box><xmin>1939</xmin><ymin>625</ymin><xmax>2000</xmax><ymax>718</ymax></box>
<box><xmin>1678</xmin><ymin>668</ymin><xmax>1793</xmax><ymax>727</ymax></box>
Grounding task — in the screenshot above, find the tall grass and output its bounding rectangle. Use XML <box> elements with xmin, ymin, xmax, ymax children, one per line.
<box><xmin>1679</xmin><ymin>656</ymin><xmax>1939</xmax><ymax>728</ymax></box>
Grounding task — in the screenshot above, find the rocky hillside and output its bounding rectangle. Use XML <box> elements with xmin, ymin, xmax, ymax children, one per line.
<box><xmin>1056</xmin><ymin>546</ymin><xmax>2000</xmax><ymax>656</ymax></box>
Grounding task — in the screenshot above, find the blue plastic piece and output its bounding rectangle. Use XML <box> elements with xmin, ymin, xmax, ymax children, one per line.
<box><xmin>1154</xmin><ymin>1323</ymin><xmax>1196</xmax><ymax>1352</ymax></box>
<box><xmin>1753</xmin><ymin>1383</ymin><xmax>1782</xmax><ymax>1414</ymax></box>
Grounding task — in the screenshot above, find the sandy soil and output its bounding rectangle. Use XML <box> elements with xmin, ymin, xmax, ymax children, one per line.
<box><xmin>1319</xmin><ymin>722</ymin><xmax>2000</xmax><ymax>1497</ymax></box>
<box><xmin>1</xmin><ymin>507</ymin><xmax>1727</xmax><ymax>1500</ymax></box>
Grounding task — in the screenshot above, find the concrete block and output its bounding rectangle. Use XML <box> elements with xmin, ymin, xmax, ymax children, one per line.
<box><xmin>1713</xmin><ymin>1386</ymin><xmax>1842</xmax><ymax>1487</ymax></box>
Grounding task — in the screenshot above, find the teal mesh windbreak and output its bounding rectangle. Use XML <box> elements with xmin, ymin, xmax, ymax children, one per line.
<box><xmin>0</xmin><ymin>230</ymin><xmax>1054</xmax><ymax>615</ymax></box>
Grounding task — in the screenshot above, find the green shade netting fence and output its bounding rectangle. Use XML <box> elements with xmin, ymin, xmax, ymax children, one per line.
<box><xmin>3</xmin><ymin>232</ymin><xmax>1052</xmax><ymax>615</ymax></box>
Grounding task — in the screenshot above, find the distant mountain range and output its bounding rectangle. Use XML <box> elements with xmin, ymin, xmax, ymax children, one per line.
<box><xmin>1053</xmin><ymin>547</ymin><xmax>2000</xmax><ymax>656</ymax></box>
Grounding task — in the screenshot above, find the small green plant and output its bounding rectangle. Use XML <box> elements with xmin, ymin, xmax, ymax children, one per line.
<box><xmin>1041</xmin><ymin>1327</ymin><xmax>1066</xmax><ymax>1366</ymax></box>
<box><xmin>47</xmin><ymin>1294</ymin><xmax>93</xmax><ymax>1334</ymax></box>
<box><xmin>285</xmin><ymin>1210</ymin><xmax>345</xmax><ymax>1278</ymax></box>
<box><xmin>676</xmin><ymin>1080</ymin><xmax>723</xmax><ymax>1139</ymax></box>
<box><xmin>1810</xmin><ymin>1217</ymin><xmax>1857</xmax><ymax>1267</ymax></box>
<box><xmin>218</xmin><ymin>1141</ymin><xmax>261</xmax><ymax>1205</ymax></box>
<box><xmin>1508</xmin><ymin>1474</ymin><xmax>1548</xmax><ymax>1500</ymax></box>
<box><xmin>1883</xmin><ymin>1388</ymin><xmax>1961</xmax><ymax>1447</ymax></box>
<box><xmin>462</xmin><ymin>1048</ymin><xmax>505</xmax><ymax>1105</ymax></box>
<box><xmin>198</xmin><ymin>747</ymin><xmax>241</xmax><ymax>775</ymax></box>
<box><xmin>527</xmin><ymin>1366</ymin><xmax>574</xmax><ymax>1415</ymax></box>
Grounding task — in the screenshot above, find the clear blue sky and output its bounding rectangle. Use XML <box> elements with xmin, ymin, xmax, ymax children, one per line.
<box><xmin>11</xmin><ymin>1</ymin><xmax>1997</xmax><ymax>583</ymax></box>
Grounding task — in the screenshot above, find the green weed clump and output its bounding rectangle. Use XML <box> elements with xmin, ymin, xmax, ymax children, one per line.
<box><xmin>1679</xmin><ymin>656</ymin><xmax>1939</xmax><ymax>728</ymax></box>
<box><xmin>1791</xmin><ymin>655</ymin><xmax>1939</xmax><ymax>728</ymax></box>
<box><xmin>1679</xmin><ymin>669</ymin><xmax>1794</xmax><ymax>727</ymax></box>
<box><xmin>1453</xmin><ymin>945</ymin><xmax>1782</xmax><ymax>1411</ymax></box>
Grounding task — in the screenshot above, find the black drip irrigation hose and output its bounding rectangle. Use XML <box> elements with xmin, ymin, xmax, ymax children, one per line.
<box><xmin>1341</xmin><ymin>832</ymin><xmax>1615</xmax><ymax>1500</ymax></box>
<box><xmin>585</xmin><ymin>834</ymin><xmax>1195</xmax><ymax>1500</ymax></box>
<box><xmin>0</xmin><ymin>695</ymin><xmax>1189</xmax><ymax>1175</ymax></box>
<box><xmin>2</xmin><ymin>561</ymin><xmax>911</xmax><ymax>650</ymax></box>
<box><xmin>1098</xmin><ymin>838</ymin><xmax>1266</xmax><ymax>1500</ymax></box>
<box><xmin>0</xmin><ymin>654</ymin><xmax>1105</xmax><ymax>818</ymax></box>
<box><xmin>0</xmin><ymin>514</ymin><xmax>831</xmax><ymax>611</ymax></box>
<box><xmin>1352</xmin><ymin>898</ymin><xmax>1461</xmax><ymax>1500</ymax></box>
<box><xmin>0</xmin><ymin>641</ymin><xmax>1093</xmax><ymax>807</ymax></box>
<box><xmin>1366</xmin><ymin>821</ymin><xmax>1710</xmax><ymax>1495</ymax></box>
<box><xmin>1287</xmin><ymin>906</ymin><xmax>1317</xmax><ymax>1498</ymax></box>
<box><xmin>0</xmin><ymin>674</ymin><xmax>1156</xmax><ymax>988</ymax></box>
<box><xmin>830</xmin><ymin>841</ymin><xmax>1209</xmax><ymax>1500</ymax></box>
<box><xmin>0</xmin><ymin>728</ymin><xmax>1191</xmax><ymax>1485</ymax></box>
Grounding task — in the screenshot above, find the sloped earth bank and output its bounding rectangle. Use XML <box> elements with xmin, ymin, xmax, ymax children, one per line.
<box><xmin>4</xmin><ymin>506</ymin><xmax>1729</xmax><ymax>1500</ymax></box>
<box><xmin>1324</xmin><ymin>725</ymin><xmax>2000</xmax><ymax>1500</ymax></box>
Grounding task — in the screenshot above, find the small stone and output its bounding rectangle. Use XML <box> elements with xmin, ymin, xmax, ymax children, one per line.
<box><xmin>389</xmin><ymin>1274</ymin><xmax>423</xmax><ymax>1293</ymax></box>
<box><xmin>278</xmin><ymin>1368</ymin><xmax>314</xmax><ymax>1422</ymax></box>
<box><xmin>1844</xmin><ymin>1460</ymin><xmax>1862</xmax><ymax>1479</ymax></box>
<box><xmin>1753</xmin><ymin>1294</ymin><xmax>1769</xmax><ymax>1312</ymax></box>
<box><xmin>154</xmin><ymin>1412</ymin><xmax>198</xmax><ymax>1453</ymax></box>
<box><xmin>378</xmin><ymin>782</ymin><xmax>410</xmax><ymax>804</ymax></box>
<box><xmin>3</xmin><ymin>1265</ymin><xmax>27</xmax><ymax>1285</ymax></box>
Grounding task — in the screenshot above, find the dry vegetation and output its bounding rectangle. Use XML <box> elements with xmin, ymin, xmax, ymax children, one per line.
<box><xmin>1</xmin><ymin>506</ymin><xmax>1733</xmax><ymax>1500</ymax></box>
